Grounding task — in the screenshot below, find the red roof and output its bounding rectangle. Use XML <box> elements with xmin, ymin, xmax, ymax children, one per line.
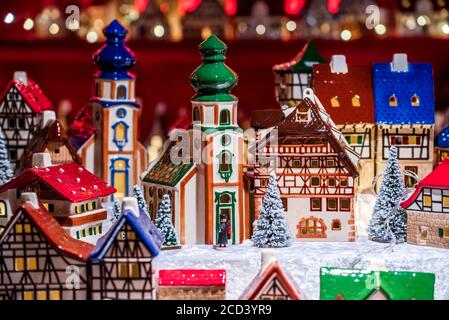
<box><xmin>312</xmin><ymin>63</ymin><xmax>374</xmax><ymax>125</ymax></box>
<box><xmin>0</xmin><ymin>203</ymin><xmax>93</xmax><ymax>261</ymax></box>
<box><xmin>0</xmin><ymin>162</ymin><xmax>116</xmax><ymax>202</ymax></box>
<box><xmin>0</xmin><ymin>78</ymin><xmax>53</xmax><ymax>113</ymax></box>
<box><xmin>159</xmin><ymin>269</ymin><xmax>226</xmax><ymax>287</ymax></box>
<box><xmin>401</xmin><ymin>158</ymin><xmax>449</xmax><ymax>209</ymax></box>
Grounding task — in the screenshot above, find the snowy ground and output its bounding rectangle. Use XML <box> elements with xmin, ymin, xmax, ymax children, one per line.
<box><xmin>157</xmin><ymin>238</ymin><xmax>449</xmax><ymax>300</ymax></box>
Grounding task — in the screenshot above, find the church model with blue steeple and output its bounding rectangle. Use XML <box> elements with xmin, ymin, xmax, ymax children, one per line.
<box><xmin>77</xmin><ymin>20</ymin><xmax>147</xmax><ymax>200</ymax></box>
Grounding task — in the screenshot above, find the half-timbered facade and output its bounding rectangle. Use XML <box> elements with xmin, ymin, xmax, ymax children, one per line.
<box><xmin>401</xmin><ymin>158</ymin><xmax>449</xmax><ymax>249</ymax></box>
<box><xmin>313</xmin><ymin>55</ymin><xmax>375</xmax><ymax>191</ymax></box>
<box><xmin>373</xmin><ymin>54</ymin><xmax>435</xmax><ymax>188</ymax></box>
<box><xmin>0</xmin><ymin>194</ymin><xmax>93</xmax><ymax>300</ymax></box>
<box><xmin>89</xmin><ymin>198</ymin><xmax>163</xmax><ymax>300</ymax></box>
<box><xmin>250</xmin><ymin>90</ymin><xmax>359</xmax><ymax>241</ymax></box>
<box><xmin>0</xmin><ymin>71</ymin><xmax>53</xmax><ymax>173</ymax></box>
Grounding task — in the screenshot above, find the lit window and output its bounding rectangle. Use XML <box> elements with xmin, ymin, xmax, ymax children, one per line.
<box><xmin>24</xmin><ymin>224</ymin><xmax>31</xmax><ymax>233</ymax></box>
<box><xmin>331</xmin><ymin>96</ymin><xmax>340</xmax><ymax>107</ymax></box>
<box><xmin>15</xmin><ymin>224</ymin><xmax>23</xmax><ymax>234</ymax></box>
<box><xmin>352</xmin><ymin>95</ymin><xmax>360</xmax><ymax>107</ymax></box>
<box><xmin>37</xmin><ymin>291</ymin><xmax>47</xmax><ymax>300</ymax></box>
<box><xmin>117</xmin><ymin>85</ymin><xmax>127</xmax><ymax>99</ymax></box>
<box><xmin>130</xmin><ymin>262</ymin><xmax>140</xmax><ymax>278</ymax></box>
<box><xmin>411</xmin><ymin>94</ymin><xmax>420</xmax><ymax>106</ymax></box>
<box><xmin>443</xmin><ymin>197</ymin><xmax>449</xmax><ymax>208</ymax></box>
<box><xmin>112</xmin><ymin>121</ymin><xmax>129</xmax><ymax>150</ymax></box>
<box><xmin>0</xmin><ymin>200</ymin><xmax>7</xmax><ymax>218</ymax></box>
<box><xmin>15</xmin><ymin>258</ymin><xmax>24</xmax><ymax>271</ymax></box>
<box><xmin>23</xmin><ymin>291</ymin><xmax>34</xmax><ymax>300</ymax></box>
<box><xmin>118</xmin><ymin>263</ymin><xmax>128</xmax><ymax>278</ymax></box>
<box><xmin>50</xmin><ymin>291</ymin><xmax>60</xmax><ymax>300</ymax></box>
<box><xmin>423</xmin><ymin>195</ymin><xmax>432</xmax><ymax>207</ymax></box>
<box><xmin>220</xmin><ymin>109</ymin><xmax>230</xmax><ymax>125</ymax></box>
<box><xmin>27</xmin><ymin>257</ymin><xmax>37</xmax><ymax>270</ymax></box>
<box><xmin>389</xmin><ymin>95</ymin><xmax>398</xmax><ymax>106</ymax></box>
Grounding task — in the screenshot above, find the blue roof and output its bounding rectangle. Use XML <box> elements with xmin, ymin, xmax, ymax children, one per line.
<box><xmin>92</xmin><ymin>19</ymin><xmax>136</xmax><ymax>80</ymax></box>
<box><xmin>437</xmin><ymin>124</ymin><xmax>449</xmax><ymax>148</ymax></box>
<box><xmin>89</xmin><ymin>207</ymin><xmax>163</xmax><ymax>261</ymax></box>
<box><xmin>373</xmin><ymin>62</ymin><xmax>434</xmax><ymax>124</ymax></box>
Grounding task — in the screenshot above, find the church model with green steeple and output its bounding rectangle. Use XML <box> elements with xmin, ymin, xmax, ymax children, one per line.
<box><xmin>141</xmin><ymin>35</ymin><xmax>250</xmax><ymax>246</ymax></box>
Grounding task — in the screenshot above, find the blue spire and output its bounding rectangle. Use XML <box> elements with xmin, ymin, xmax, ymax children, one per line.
<box><xmin>93</xmin><ymin>19</ymin><xmax>136</xmax><ymax>80</ymax></box>
<box><xmin>437</xmin><ymin>124</ymin><xmax>449</xmax><ymax>148</ymax></box>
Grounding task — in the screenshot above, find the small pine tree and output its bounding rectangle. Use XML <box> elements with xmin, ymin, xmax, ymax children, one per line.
<box><xmin>155</xmin><ymin>194</ymin><xmax>178</xmax><ymax>246</ymax></box>
<box><xmin>111</xmin><ymin>200</ymin><xmax>121</xmax><ymax>223</ymax></box>
<box><xmin>133</xmin><ymin>184</ymin><xmax>150</xmax><ymax>216</ymax></box>
<box><xmin>252</xmin><ymin>174</ymin><xmax>292</xmax><ymax>248</ymax></box>
<box><xmin>368</xmin><ymin>146</ymin><xmax>407</xmax><ymax>243</ymax></box>
<box><xmin>0</xmin><ymin>129</ymin><xmax>13</xmax><ymax>185</ymax></box>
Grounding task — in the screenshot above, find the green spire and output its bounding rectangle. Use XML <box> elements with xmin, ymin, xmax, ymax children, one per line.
<box><xmin>189</xmin><ymin>35</ymin><xmax>238</xmax><ymax>102</ymax></box>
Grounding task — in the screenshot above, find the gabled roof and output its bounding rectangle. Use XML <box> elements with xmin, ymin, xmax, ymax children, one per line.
<box><xmin>373</xmin><ymin>62</ymin><xmax>434</xmax><ymax>125</ymax></box>
<box><xmin>401</xmin><ymin>158</ymin><xmax>449</xmax><ymax>209</ymax></box>
<box><xmin>239</xmin><ymin>260</ymin><xmax>302</xmax><ymax>300</ymax></box>
<box><xmin>436</xmin><ymin>124</ymin><xmax>449</xmax><ymax>148</ymax></box>
<box><xmin>320</xmin><ymin>267</ymin><xmax>435</xmax><ymax>300</ymax></box>
<box><xmin>0</xmin><ymin>78</ymin><xmax>53</xmax><ymax>113</ymax></box>
<box><xmin>159</xmin><ymin>269</ymin><xmax>226</xmax><ymax>287</ymax></box>
<box><xmin>0</xmin><ymin>162</ymin><xmax>116</xmax><ymax>202</ymax></box>
<box><xmin>68</xmin><ymin>103</ymin><xmax>96</xmax><ymax>150</ymax></box>
<box><xmin>273</xmin><ymin>42</ymin><xmax>327</xmax><ymax>73</ymax></box>
<box><xmin>89</xmin><ymin>206</ymin><xmax>163</xmax><ymax>261</ymax></box>
<box><xmin>22</xmin><ymin>119</ymin><xmax>82</xmax><ymax>168</ymax></box>
<box><xmin>0</xmin><ymin>203</ymin><xmax>93</xmax><ymax>261</ymax></box>
<box><xmin>312</xmin><ymin>63</ymin><xmax>375</xmax><ymax>124</ymax></box>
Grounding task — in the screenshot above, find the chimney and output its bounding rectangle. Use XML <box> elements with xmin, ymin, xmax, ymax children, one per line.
<box><xmin>330</xmin><ymin>55</ymin><xmax>348</xmax><ymax>74</ymax></box>
<box><xmin>20</xmin><ymin>192</ymin><xmax>39</xmax><ymax>209</ymax></box>
<box><xmin>260</xmin><ymin>249</ymin><xmax>277</xmax><ymax>271</ymax></box>
<box><xmin>391</xmin><ymin>53</ymin><xmax>408</xmax><ymax>72</ymax></box>
<box><xmin>32</xmin><ymin>153</ymin><xmax>52</xmax><ymax>168</ymax></box>
<box><xmin>41</xmin><ymin>110</ymin><xmax>56</xmax><ymax>129</ymax></box>
<box><xmin>122</xmin><ymin>197</ymin><xmax>139</xmax><ymax>217</ymax></box>
<box><xmin>13</xmin><ymin>71</ymin><xmax>28</xmax><ymax>86</ymax></box>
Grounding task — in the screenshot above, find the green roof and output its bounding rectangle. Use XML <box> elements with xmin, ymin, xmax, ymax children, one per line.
<box><xmin>189</xmin><ymin>35</ymin><xmax>238</xmax><ymax>102</ymax></box>
<box><xmin>273</xmin><ymin>42</ymin><xmax>327</xmax><ymax>73</ymax></box>
<box><xmin>142</xmin><ymin>142</ymin><xmax>194</xmax><ymax>187</ymax></box>
<box><xmin>320</xmin><ymin>267</ymin><xmax>435</xmax><ymax>300</ymax></box>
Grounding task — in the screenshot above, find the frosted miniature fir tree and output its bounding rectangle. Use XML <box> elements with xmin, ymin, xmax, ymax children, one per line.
<box><xmin>368</xmin><ymin>146</ymin><xmax>407</xmax><ymax>243</ymax></box>
<box><xmin>133</xmin><ymin>184</ymin><xmax>149</xmax><ymax>215</ymax></box>
<box><xmin>0</xmin><ymin>129</ymin><xmax>13</xmax><ymax>185</ymax></box>
<box><xmin>155</xmin><ymin>194</ymin><xmax>178</xmax><ymax>246</ymax></box>
<box><xmin>111</xmin><ymin>200</ymin><xmax>121</xmax><ymax>223</ymax></box>
<box><xmin>252</xmin><ymin>174</ymin><xmax>292</xmax><ymax>248</ymax></box>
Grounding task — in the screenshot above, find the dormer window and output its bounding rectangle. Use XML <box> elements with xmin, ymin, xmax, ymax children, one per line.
<box><xmin>117</xmin><ymin>85</ymin><xmax>127</xmax><ymax>100</ymax></box>
<box><xmin>220</xmin><ymin>109</ymin><xmax>230</xmax><ymax>125</ymax></box>
<box><xmin>331</xmin><ymin>96</ymin><xmax>340</xmax><ymax>108</ymax></box>
<box><xmin>352</xmin><ymin>95</ymin><xmax>360</xmax><ymax>107</ymax></box>
<box><xmin>389</xmin><ymin>95</ymin><xmax>398</xmax><ymax>107</ymax></box>
<box><xmin>411</xmin><ymin>94</ymin><xmax>420</xmax><ymax>106</ymax></box>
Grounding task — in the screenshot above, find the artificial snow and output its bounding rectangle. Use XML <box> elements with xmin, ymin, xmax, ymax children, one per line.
<box><xmin>157</xmin><ymin>238</ymin><xmax>449</xmax><ymax>300</ymax></box>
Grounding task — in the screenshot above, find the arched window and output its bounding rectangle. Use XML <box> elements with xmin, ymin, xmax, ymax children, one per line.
<box><xmin>411</xmin><ymin>94</ymin><xmax>420</xmax><ymax>106</ymax></box>
<box><xmin>331</xmin><ymin>96</ymin><xmax>340</xmax><ymax>108</ymax></box>
<box><xmin>352</xmin><ymin>95</ymin><xmax>361</xmax><ymax>107</ymax></box>
<box><xmin>220</xmin><ymin>109</ymin><xmax>230</xmax><ymax>125</ymax></box>
<box><xmin>219</xmin><ymin>193</ymin><xmax>232</xmax><ymax>204</ymax></box>
<box><xmin>331</xmin><ymin>219</ymin><xmax>341</xmax><ymax>231</ymax></box>
<box><xmin>296</xmin><ymin>217</ymin><xmax>327</xmax><ymax>238</ymax></box>
<box><xmin>389</xmin><ymin>95</ymin><xmax>398</xmax><ymax>107</ymax></box>
<box><xmin>112</xmin><ymin>121</ymin><xmax>129</xmax><ymax>150</ymax></box>
<box><xmin>0</xmin><ymin>200</ymin><xmax>7</xmax><ymax>218</ymax></box>
<box><xmin>117</xmin><ymin>85</ymin><xmax>127</xmax><ymax>100</ymax></box>
<box><xmin>110</xmin><ymin>158</ymin><xmax>129</xmax><ymax>199</ymax></box>
<box><xmin>218</xmin><ymin>151</ymin><xmax>233</xmax><ymax>182</ymax></box>
<box><xmin>193</xmin><ymin>107</ymin><xmax>201</xmax><ymax>122</ymax></box>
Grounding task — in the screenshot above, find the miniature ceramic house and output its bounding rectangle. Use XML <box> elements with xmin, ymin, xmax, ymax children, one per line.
<box><xmin>401</xmin><ymin>158</ymin><xmax>449</xmax><ymax>249</ymax></box>
<box><xmin>0</xmin><ymin>71</ymin><xmax>54</xmax><ymax>173</ymax></box>
<box><xmin>21</xmin><ymin>110</ymin><xmax>81</xmax><ymax>169</ymax></box>
<box><xmin>158</xmin><ymin>269</ymin><xmax>226</xmax><ymax>300</ymax></box>
<box><xmin>141</xmin><ymin>35</ymin><xmax>250</xmax><ymax>245</ymax></box>
<box><xmin>89</xmin><ymin>197</ymin><xmax>163</xmax><ymax>300</ymax></box>
<box><xmin>273</xmin><ymin>42</ymin><xmax>326</xmax><ymax>107</ymax></box>
<box><xmin>131</xmin><ymin>1</ymin><xmax>170</xmax><ymax>40</ymax></box>
<box><xmin>0</xmin><ymin>153</ymin><xmax>115</xmax><ymax>243</ymax></box>
<box><xmin>320</xmin><ymin>267</ymin><xmax>435</xmax><ymax>300</ymax></box>
<box><xmin>0</xmin><ymin>193</ymin><xmax>93</xmax><ymax>300</ymax></box>
<box><xmin>313</xmin><ymin>55</ymin><xmax>375</xmax><ymax>192</ymax></box>
<box><xmin>435</xmin><ymin>124</ymin><xmax>449</xmax><ymax>165</ymax></box>
<box><xmin>249</xmin><ymin>90</ymin><xmax>359</xmax><ymax>241</ymax></box>
<box><xmin>373</xmin><ymin>53</ymin><xmax>435</xmax><ymax>188</ymax></box>
<box><xmin>239</xmin><ymin>250</ymin><xmax>302</xmax><ymax>300</ymax></box>
<box><xmin>182</xmin><ymin>0</ymin><xmax>228</xmax><ymax>39</ymax></box>
<box><xmin>76</xmin><ymin>20</ymin><xmax>147</xmax><ymax>200</ymax></box>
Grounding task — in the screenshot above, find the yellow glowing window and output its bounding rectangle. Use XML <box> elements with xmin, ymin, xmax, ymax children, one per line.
<box><xmin>115</xmin><ymin>123</ymin><xmax>126</xmax><ymax>141</ymax></box>
<box><xmin>118</xmin><ymin>263</ymin><xmax>128</xmax><ymax>278</ymax></box>
<box><xmin>43</xmin><ymin>203</ymin><xmax>49</xmax><ymax>211</ymax></box>
<box><xmin>352</xmin><ymin>95</ymin><xmax>361</xmax><ymax>107</ymax></box>
<box><xmin>443</xmin><ymin>197</ymin><xmax>449</xmax><ymax>207</ymax></box>
<box><xmin>130</xmin><ymin>262</ymin><xmax>140</xmax><ymax>278</ymax></box>
<box><xmin>37</xmin><ymin>291</ymin><xmax>47</xmax><ymax>300</ymax></box>
<box><xmin>23</xmin><ymin>291</ymin><xmax>34</xmax><ymax>300</ymax></box>
<box><xmin>0</xmin><ymin>201</ymin><xmax>6</xmax><ymax>218</ymax></box>
<box><xmin>331</xmin><ymin>96</ymin><xmax>340</xmax><ymax>107</ymax></box>
<box><xmin>114</xmin><ymin>160</ymin><xmax>126</xmax><ymax>170</ymax></box>
<box><xmin>15</xmin><ymin>224</ymin><xmax>23</xmax><ymax>234</ymax></box>
<box><xmin>50</xmin><ymin>290</ymin><xmax>60</xmax><ymax>300</ymax></box>
<box><xmin>423</xmin><ymin>195</ymin><xmax>432</xmax><ymax>207</ymax></box>
<box><xmin>411</xmin><ymin>94</ymin><xmax>420</xmax><ymax>106</ymax></box>
<box><xmin>24</xmin><ymin>224</ymin><xmax>31</xmax><ymax>233</ymax></box>
<box><xmin>15</xmin><ymin>258</ymin><xmax>24</xmax><ymax>271</ymax></box>
<box><xmin>389</xmin><ymin>95</ymin><xmax>398</xmax><ymax>106</ymax></box>
<box><xmin>27</xmin><ymin>257</ymin><xmax>37</xmax><ymax>270</ymax></box>
<box><xmin>350</xmin><ymin>135</ymin><xmax>358</xmax><ymax>144</ymax></box>
<box><xmin>445</xmin><ymin>228</ymin><xmax>449</xmax><ymax>238</ymax></box>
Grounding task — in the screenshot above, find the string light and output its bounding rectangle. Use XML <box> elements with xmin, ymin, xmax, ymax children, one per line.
<box><xmin>442</xmin><ymin>23</ymin><xmax>449</xmax><ymax>35</ymax></box>
<box><xmin>86</xmin><ymin>31</ymin><xmax>98</xmax><ymax>43</ymax></box>
<box><xmin>340</xmin><ymin>29</ymin><xmax>352</xmax><ymax>41</ymax></box>
<box><xmin>4</xmin><ymin>13</ymin><xmax>14</xmax><ymax>24</ymax></box>
<box><xmin>286</xmin><ymin>20</ymin><xmax>297</xmax><ymax>32</ymax></box>
<box><xmin>153</xmin><ymin>25</ymin><xmax>165</xmax><ymax>38</ymax></box>
<box><xmin>23</xmin><ymin>18</ymin><xmax>34</xmax><ymax>31</ymax></box>
<box><xmin>417</xmin><ymin>15</ymin><xmax>428</xmax><ymax>26</ymax></box>
<box><xmin>374</xmin><ymin>24</ymin><xmax>386</xmax><ymax>35</ymax></box>
<box><xmin>256</xmin><ymin>24</ymin><xmax>266</xmax><ymax>35</ymax></box>
<box><xmin>49</xmin><ymin>23</ymin><xmax>59</xmax><ymax>35</ymax></box>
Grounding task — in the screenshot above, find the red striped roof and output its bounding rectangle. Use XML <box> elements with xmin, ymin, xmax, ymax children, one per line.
<box><xmin>401</xmin><ymin>158</ymin><xmax>449</xmax><ymax>209</ymax></box>
<box><xmin>0</xmin><ymin>78</ymin><xmax>53</xmax><ymax>113</ymax></box>
<box><xmin>159</xmin><ymin>269</ymin><xmax>226</xmax><ymax>287</ymax></box>
<box><xmin>0</xmin><ymin>162</ymin><xmax>116</xmax><ymax>202</ymax></box>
